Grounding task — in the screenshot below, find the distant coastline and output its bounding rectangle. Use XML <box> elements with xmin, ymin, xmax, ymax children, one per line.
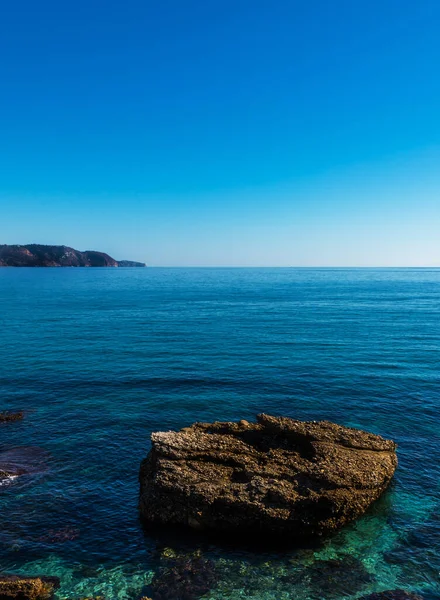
<box><xmin>0</xmin><ymin>244</ymin><xmax>146</xmax><ymax>267</ymax></box>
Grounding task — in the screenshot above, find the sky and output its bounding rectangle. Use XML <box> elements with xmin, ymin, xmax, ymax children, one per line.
<box><xmin>1</xmin><ymin>0</ymin><xmax>439</xmax><ymax>266</ymax></box>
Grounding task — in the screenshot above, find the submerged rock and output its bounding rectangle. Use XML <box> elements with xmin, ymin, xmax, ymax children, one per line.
<box><xmin>358</xmin><ymin>591</ymin><xmax>423</xmax><ymax>600</ymax></box>
<box><xmin>384</xmin><ymin>509</ymin><xmax>440</xmax><ymax>585</ymax></box>
<box><xmin>0</xmin><ymin>448</ymin><xmax>49</xmax><ymax>477</ymax></box>
<box><xmin>139</xmin><ymin>414</ymin><xmax>397</xmax><ymax>539</ymax></box>
<box><xmin>306</xmin><ymin>556</ymin><xmax>373</xmax><ymax>598</ymax></box>
<box><xmin>38</xmin><ymin>526</ymin><xmax>80</xmax><ymax>543</ymax></box>
<box><xmin>0</xmin><ymin>447</ymin><xmax>50</xmax><ymax>487</ymax></box>
<box><xmin>279</xmin><ymin>555</ymin><xmax>374</xmax><ymax>597</ymax></box>
<box><xmin>149</xmin><ymin>556</ymin><xmax>218</xmax><ymax>600</ymax></box>
<box><xmin>0</xmin><ymin>575</ymin><xmax>60</xmax><ymax>600</ymax></box>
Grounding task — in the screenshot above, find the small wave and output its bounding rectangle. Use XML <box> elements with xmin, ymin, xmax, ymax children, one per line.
<box><xmin>0</xmin><ymin>474</ymin><xmax>18</xmax><ymax>487</ymax></box>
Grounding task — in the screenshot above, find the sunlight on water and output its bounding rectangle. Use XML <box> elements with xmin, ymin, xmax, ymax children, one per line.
<box><xmin>1</xmin><ymin>268</ymin><xmax>439</xmax><ymax>599</ymax></box>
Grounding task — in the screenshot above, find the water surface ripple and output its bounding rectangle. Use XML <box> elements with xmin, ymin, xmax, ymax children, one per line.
<box><xmin>0</xmin><ymin>268</ymin><xmax>439</xmax><ymax>599</ymax></box>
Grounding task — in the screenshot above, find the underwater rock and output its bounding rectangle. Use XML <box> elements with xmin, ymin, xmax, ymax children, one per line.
<box><xmin>70</xmin><ymin>566</ymin><xmax>100</xmax><ymax>579</ymax></box>
<box><xmin>384</xmin><ymin>509</ymin><xmax>440</xmax><ymax>584</ymax></box>
<box><xmin>306</xmin><ymin>556</ymin><xmax>373</xmax><ymax>598</ymax></box>
<box><xmin>358</xmin><ymin>591</ymin><xmax>423</xmax><ymax>600</ymax></box>
<box><xmin>38</xmin><ymin>527</ymin><xmax>80</xmax><ymax>543</ymax></box>
<box><xmin>149</xmin><ymin>556</ymin><xmax>218</xmax><ymax>600</ymax></box>
<box><xmin>0</xmin><ymin>448</ymin><xmax>49</xmax><ymax>478</ymax></box>
<box><xmin>0</xmin><ymin>447</ymin><xmax>50</xmax><ymax>488</ymax></box>
<box><xmin>0</xmin><ymin>575</ymin><xmax>60</xmax><ymax>600</ymax></box>
<box><xmin>279</xmin><ymin>555</ymin><xmax>373</xmax><ymax>598</ymax></box>
<box><xmin>139</xmin><ymin>414</ymin><xmax>397</xmax><ymax>538</ymax></box>
<box><xmin>0</xmin><ymin>411</ymin><xmax>24</xmax><ymax>423</ymax></box>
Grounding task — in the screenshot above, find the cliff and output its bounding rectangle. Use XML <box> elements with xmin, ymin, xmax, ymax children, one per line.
<box><xmin>0</xmin><ymin>245</ymin><xmax>146</xmax><ymax>267</ymax></box>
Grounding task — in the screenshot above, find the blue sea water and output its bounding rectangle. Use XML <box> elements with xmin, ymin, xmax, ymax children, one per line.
<box><xmin>0</xmin><ymin>267</ymin><xmax>439</xmax><ymax>600</ymax></box>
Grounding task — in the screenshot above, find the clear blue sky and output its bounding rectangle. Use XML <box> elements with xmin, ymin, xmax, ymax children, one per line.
<box><xmin>1</xmin><ymin>0</ymin><xmax>439</xmax><ymax>266</ymax></box>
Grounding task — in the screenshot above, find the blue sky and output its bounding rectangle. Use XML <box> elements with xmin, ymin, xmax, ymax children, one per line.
<box><xmin>1</xmin><ymin>0</ymin><xmax>439</xmax><ymax>265</ymax></box>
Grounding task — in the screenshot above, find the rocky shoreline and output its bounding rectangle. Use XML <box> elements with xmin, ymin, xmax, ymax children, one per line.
<box><xmin>0</xmin><ymin>575</ymin><xmax>60</xmax><ymax>600</ymax></box>
<box><xmin>0</xmin><ymin>245</ymin><xmax>145</xmax><ymax>268</ymax></box>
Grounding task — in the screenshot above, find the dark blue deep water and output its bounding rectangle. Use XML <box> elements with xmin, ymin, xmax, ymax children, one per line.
<box><xmin>0</xmin><ymin>268</ymin><xmax>439</xmax><ymax>600</ymax></box>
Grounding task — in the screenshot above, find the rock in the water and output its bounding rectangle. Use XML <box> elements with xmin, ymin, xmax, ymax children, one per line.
<box><xmin>0</xmin><ymin>448</ymin><xmax>49</xmax><ymax>477</ymax></box>
<box><xmin>149</xmin><ymin>556</ymin><xmax>218</xmax><ymax>600</ymax></box>
<box><xmin>139</xmin><ymin>414</ymin><xmax>397</xmax><ymax>539</ymax></box>
<box><xmin>0</xmin><ymin>412</ymin><xmax>24</xmax><ymax>423</ymax></box>
<box><xmin>0</xmin><ymin>575</ymin><xmax>60</xmax><ymax>600</ymax></box>
<box><xmin>358</xmin><ymin>591</ymin><xmax>423</xmax><ymax>600</ymax></box>
<box><xmin>306</xmin><ymin>557</ymin><xmax>373</xmax><ymax>598</ymax></box>
<box><xmin>0</xmin><ymin>447</ymin><xmax>50</xmax><ymax>487</ymax></box>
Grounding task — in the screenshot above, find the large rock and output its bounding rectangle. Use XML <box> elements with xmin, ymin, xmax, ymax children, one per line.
<box><xmin>139</xmin><ymin>414</ymin><xmax>397</xmax><ymax>539</ymax></box>
<box><xmin>0</xmin><ymin>575</ymin><xmax>60</xmax><ymax>600</ymax></box>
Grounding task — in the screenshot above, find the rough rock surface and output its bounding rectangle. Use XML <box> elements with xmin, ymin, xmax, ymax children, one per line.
<box><xmin>0</xmin><ymin>575</ymin><xmax>60</xmax><ymax>600</ymax></box>
<box><xmin>0</xmin><ymin>245</ymin><xmax>145</xmax><ymax>267</ymax></box>
<box><xmin>139</xmin><ymin>414</ymin><xmax>397</xmax><ymax>538</ymax></box>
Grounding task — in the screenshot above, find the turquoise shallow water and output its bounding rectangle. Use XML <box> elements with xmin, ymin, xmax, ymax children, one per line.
<box><xmin>0</xmin><ymin>267</ymin><xmax>439</xmax><ymax>599</ymax></box>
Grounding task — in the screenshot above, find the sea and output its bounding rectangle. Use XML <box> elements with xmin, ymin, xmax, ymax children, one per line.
<box><xmin>0</xmin><ymin>267</ymin><xmax>439</xmax><ymax>600</ymax></box>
